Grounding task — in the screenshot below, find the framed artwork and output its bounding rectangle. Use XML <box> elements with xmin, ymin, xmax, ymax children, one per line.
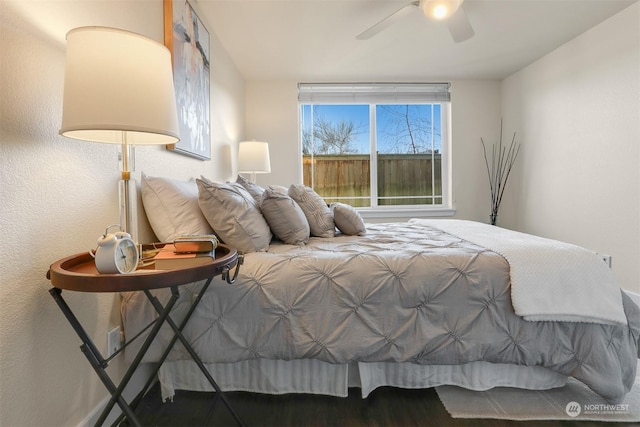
<box><xmin>164</xmin><ymin>0</ymin><xmax>211</xmax><ymax>160</ymax></box>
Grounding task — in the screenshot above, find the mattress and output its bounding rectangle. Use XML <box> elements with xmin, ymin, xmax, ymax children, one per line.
<box><xmin>121</xmin><ymin>221</ymin><xmax>640</xmax><ymax>402</ymax></box>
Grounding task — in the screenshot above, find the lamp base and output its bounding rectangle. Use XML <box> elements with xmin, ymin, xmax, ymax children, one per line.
<box><xmin>119</xmin><ymin>178</ymin><xmax>138</xmax><ymax>243</ymax></box>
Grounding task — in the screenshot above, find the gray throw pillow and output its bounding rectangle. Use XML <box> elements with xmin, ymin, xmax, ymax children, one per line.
<box><xmin>288</xmin><ymin>184</ymin><xmax>335</xmax><ymax>238</ymax></box>
<box><xmin>196</xmin><ymin>178</ymin><xmax>272</xmax><ymax>253</ymax></box>
<box><xmin>261</xmin><ymin>185</ymin><xmax>310</xmax><ymax>245</ymax></box>
<box><xmin>235</xmin><ymin>174</ymin><xmax>265</xmax><ymax>205</ymax></box>
<box><xmin>331</xmin><ymin>203</ymin><xmax>366</xmax><ymax>236</ymax></box>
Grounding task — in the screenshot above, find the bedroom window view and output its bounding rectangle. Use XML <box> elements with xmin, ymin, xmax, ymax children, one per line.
<box><xmin>298</xmin><ymin>83</ymin><xmax>449</xmax><ymax>209</ymax></box>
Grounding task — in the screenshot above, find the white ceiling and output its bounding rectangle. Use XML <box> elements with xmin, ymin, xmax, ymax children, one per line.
<box><xmin>194</xmin><ymin>0</ymin><xmax>637</xmax><ymax>81</ymax></box>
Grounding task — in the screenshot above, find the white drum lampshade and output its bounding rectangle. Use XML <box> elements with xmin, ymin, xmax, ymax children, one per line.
<box><xmin>59</xmin><ymin>26</ymin><xmax>180</xmax><ymax>241</ymax></box>
<box><xmin>238</xmin><ymin>141</ymin><xmax>271</xmax><ymax>182</ymax></box>
<box><xmin>60</xmin><ymin>26</ymin><xmax>179</xmax><ymax>145</ymax></box>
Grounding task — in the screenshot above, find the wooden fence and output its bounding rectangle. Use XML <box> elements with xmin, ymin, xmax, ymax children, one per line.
<box><xmin>303</xmin><ymin>153</ymin><xmax>442</xmax><ymax>207</ymax></box>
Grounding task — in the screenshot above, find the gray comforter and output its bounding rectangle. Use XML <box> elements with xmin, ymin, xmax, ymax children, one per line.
<box><xmin>122</xmin><ymin>222</ymin><xmax>640</xmax><ymax>402</ymax></box>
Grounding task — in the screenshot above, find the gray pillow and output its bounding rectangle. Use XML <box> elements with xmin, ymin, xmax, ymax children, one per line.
<box><xmin>140</xmin><ymin>172</ymin><xmax>213</xmax><ymax>242</ymax></box>
<box><xmin>331</xmin><ymin>203</ymin><xmax>366</xmax><ymax>236</ymax></box>
<box><xmin>261</xmin><ymin>185</ymin><xmax>310</xmax><ymax>245</ymax></box>
<box><xmin>203</xmin><ymin>176</ymin><xmax>259</xmax><ymax>210</ymax></box>
<box><xmin>288</xmin><ymin>184</ymin><xmax>335</xmax><ymax>238</ymax></box>
<box><xmin>235</xmin><ymin>174</ymin><xmax>265</xmax><ymax>204</ymax></box>
<box><xmin>196</xmin><ymin>178</ymin><xmax>272</xmax><ymax>253</ymax></box>
<box><xmin>228</xmin><ymin>181</ymin><xmax>260</xmax><ymax>208</ymax></box>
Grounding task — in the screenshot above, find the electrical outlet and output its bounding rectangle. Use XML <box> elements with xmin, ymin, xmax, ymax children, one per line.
<box><xmin>107</xmin><ymin>327</ymin><xmax>122</xmax><ymax>358</ymax></box>
<box><xmin>600</xmin><ymin>254</ymin><xmax>612</xmax><ymax>268</ymax></box>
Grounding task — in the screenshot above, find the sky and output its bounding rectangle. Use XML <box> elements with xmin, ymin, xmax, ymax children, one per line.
<box><xmin>301</xmin><ymin>103</ymin><xmax>442</xmax><ymax>154</ymax></box>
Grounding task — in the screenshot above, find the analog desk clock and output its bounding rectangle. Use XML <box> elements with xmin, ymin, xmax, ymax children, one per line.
<box><xmin>94</xmin><ymin>230</ymin><xmax>139</xmax><ymax>274</ymax></box>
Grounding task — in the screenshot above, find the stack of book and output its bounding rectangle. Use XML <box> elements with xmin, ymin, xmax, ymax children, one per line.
<box><xmin>173</xmin><ymin>235</ymin><xmax>218</xmax><ymax>254</ymax></box>
<box><xmin>153</xmin><ymin>235</ymin><xmax>218</xmax><ymax>270</ymax></box>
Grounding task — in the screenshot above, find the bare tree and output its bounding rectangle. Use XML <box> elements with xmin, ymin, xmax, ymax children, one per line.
<box><xmin>303</xmin><ymin>116</ymin><xmax>359</xmax><ymax>155</ymax></box>
<box><xmin>378</xmin><ymin>105</ymin><xmax>439</xmax><ymax>154</ymax></box>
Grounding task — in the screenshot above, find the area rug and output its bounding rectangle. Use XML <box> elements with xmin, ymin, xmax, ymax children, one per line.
<box><xmin>435</xmin><ymin>362</ymin><xmax>640</xmax><ymax>422</ymax></box>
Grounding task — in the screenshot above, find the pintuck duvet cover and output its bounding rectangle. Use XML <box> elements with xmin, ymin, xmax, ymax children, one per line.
<box><xmin>121</xmin><ymin>220</ymin><xmax>640</xmax><ymax>403</ymax></box>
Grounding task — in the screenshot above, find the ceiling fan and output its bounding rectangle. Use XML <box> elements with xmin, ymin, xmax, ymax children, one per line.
<box><xmin>356</xmin><ymin>0</ymin><xmax>474</xmax><ymax>43</ymax></box>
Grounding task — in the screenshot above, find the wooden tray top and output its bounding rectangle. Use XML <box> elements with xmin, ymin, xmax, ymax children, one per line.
<box><xmin>47</xmin><ymin>244</ymin><xmax>238</xmax><ymax>293</ymax></box>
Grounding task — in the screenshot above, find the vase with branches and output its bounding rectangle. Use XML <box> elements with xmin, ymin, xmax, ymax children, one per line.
<box><xmin>481</xmin><ymin>121</ymin><xmax>520</xmax><ymax>226</ymax></box>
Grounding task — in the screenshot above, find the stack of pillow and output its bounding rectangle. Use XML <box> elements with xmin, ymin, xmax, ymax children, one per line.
<box><xmin>140</xmin><ymin>172</ymin><xmax>366</xmax><ymax>254</ymax></box>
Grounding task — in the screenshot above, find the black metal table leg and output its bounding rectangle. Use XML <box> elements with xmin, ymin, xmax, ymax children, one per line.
<box><xmin>145</xmin><ymin>281</ymin><xmax>245</xmax><ymax>427</ymax></box>
<box><xmin>120</xmin><ymin>277</ymin><xmax>216</xmax><ymax>419</ymax></box>
<box><xmin>50</xmin><ymin>287</ymin><xmax>180</xmax><ymax>427</ymax></box>
<box><xmin>49</xmin><ymin>288</ymin><xmax>142</xmax><ymax>426</ymax></box>
<box><xmin>95</xmin><ymin>291</ymin><xmax>181</xmax><ymax>426</ymax></box>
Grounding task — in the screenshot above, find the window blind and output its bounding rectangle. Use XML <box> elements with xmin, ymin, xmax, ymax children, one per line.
<box><xmin>298</xmin><ymin>82</ymin><xmax>451</xmax><ymax>103</ymax></box>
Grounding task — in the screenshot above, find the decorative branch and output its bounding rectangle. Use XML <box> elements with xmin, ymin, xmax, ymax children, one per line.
<box><xmin>481</xmin><ymin>120</ymin><xmax>520</xmax><ymax>225</ymax></box>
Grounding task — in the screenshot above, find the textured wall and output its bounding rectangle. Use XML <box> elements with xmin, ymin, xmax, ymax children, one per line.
<box><xmin>0</xmin><ymin>1</ymin><xmax>244</xmax><ymax>425</ymax></box>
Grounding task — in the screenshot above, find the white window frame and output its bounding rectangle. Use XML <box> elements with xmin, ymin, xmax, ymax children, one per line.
<box><xmin>298</xmin><ymin>83</ymin><xmax>455</xmax><ymax>219</ymax></box>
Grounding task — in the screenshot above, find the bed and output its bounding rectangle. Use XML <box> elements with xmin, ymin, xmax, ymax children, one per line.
<box><xmin>121</xmin><ymin>174</ymin><xmax>640</xmax><ymax>404</ymax></box>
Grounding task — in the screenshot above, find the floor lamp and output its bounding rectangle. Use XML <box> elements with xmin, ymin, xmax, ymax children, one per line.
<box><xmin>238</xmin><ymin>141</ymin><xmax>271</xmax><ymax>183</ymax></box>
<box><xmin>59</xmin><ymin>27</ymin><xmax>179</xmax><ymax>242</ymax></box>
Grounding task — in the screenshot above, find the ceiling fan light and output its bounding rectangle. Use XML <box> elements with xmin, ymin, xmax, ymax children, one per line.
<box><xmin>433</xmin><ymin>5</ymin><xmax>448</xmax><ymax>19</ymax></box>
<box><xmin>421</xmin><ymin>0</ymin><xmax>463</xmax><ymax>20</ymax></box>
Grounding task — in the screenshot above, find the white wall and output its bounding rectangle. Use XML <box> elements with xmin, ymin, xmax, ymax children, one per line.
<box><xmin>0</xmin><ymin>1</ymin><xmax>244</xmax><ymax>425</ymax></box>
<box><xmin>2</xmin><ymin>1</ymin><xmax>637</xmax><ymax>424</ymax></box>
<box><xmin>501</xmin><ymin>2</ymin><xmax>640</xmax><ymax>293</ymax></box>
<box><xmin>245</xmin><ymin>79</ymin><xmax>502</xmax><ymax>222</ymax></box>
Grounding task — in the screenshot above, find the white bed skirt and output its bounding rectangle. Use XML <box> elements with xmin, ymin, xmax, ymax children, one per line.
<box><xmin>157</xmin><ymin>359</ymin><xmax>568</xmax><ymax>402</ymax></box>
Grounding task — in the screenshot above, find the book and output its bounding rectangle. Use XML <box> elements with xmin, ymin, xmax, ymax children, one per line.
<box><xmin>153</xmin><ymin>244</ymin><xmax>215</xmax><ymax>270</ymax></box>
<box><xmin>173</xmin><ymin>235</ymin><xmax>219</xmax><ymax>254</ymax></box>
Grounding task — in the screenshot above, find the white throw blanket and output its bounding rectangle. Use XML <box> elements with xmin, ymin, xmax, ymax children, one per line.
<box><xmin>410</xmin><ymin>219</ymin><xmax>627</xmax><ymax>325</ymax></box>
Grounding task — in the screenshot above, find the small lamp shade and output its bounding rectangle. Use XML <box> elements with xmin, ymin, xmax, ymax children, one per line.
<box><xmin>238</xmin><ymin>141</ymin><xmax>271</xmax><ymax>175</ymax></box>
<box><xmin>59</xmin><ymin>26</ymin><xmax>179</xmax><ymax>145</ymax></box>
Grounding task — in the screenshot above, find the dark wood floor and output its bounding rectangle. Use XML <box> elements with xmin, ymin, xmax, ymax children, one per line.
<box><xmin>130</xmin><ymin>384</ymin><xmax>633</xmax><ymax>427</ymax></box>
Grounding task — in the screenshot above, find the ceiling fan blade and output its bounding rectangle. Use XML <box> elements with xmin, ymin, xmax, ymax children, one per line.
<box><xmin>446</xmin><ymin>5</ymin><xmax>474</xmax><ymax>42</ymax></box>
<box><xmin>356</xmin><ymin>1</ymin><xmax>419</xmax><ymax>40</ymax></box>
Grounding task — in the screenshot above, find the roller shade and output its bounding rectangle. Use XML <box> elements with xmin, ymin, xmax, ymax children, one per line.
<box><xmin>298</xmin><ymin>82</ymin><xmax>451</xmax><ymax>103</ymax></box>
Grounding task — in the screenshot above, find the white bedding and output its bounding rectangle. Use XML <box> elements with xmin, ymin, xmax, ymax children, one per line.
<box><xmin>411</xmin><ymin>219</ymin><xmax>627</xmax><ymax>325</ymax></box>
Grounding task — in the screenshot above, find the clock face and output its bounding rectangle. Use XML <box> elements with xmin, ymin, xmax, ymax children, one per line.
<box><xmin>116</xmin><ymin>239</ymin><xmax>138</xmax><ymax>273</ymax></box>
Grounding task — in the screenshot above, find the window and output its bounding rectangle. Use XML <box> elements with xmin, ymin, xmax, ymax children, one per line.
<box><xmin>298</xmin><ymin>83</ymin><xmax>451</xmax><ymax>215</ymax></box>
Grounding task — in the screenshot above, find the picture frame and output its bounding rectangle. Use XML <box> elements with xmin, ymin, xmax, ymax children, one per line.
<box><xmin>164</xmin><ymin>0</ymin><xmax>211</xmax><ymax>160</ymax></box>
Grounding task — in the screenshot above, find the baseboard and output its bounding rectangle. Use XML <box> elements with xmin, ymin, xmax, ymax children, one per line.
<box><xmin>76</xmin><ymin>363</ymin><xmax>154</xmax><ymax>427</ymax></box>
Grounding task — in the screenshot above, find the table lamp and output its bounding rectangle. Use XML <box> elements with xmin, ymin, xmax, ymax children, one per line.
<box><xmin>238</xmin><ymin>141</ymin><xmax>271</xmax><ymax>183</ymax></box>
<box><xmin>59</xmin><ymin>26</ymin><xmax>179</xmax><ymax>242</ymax></box>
